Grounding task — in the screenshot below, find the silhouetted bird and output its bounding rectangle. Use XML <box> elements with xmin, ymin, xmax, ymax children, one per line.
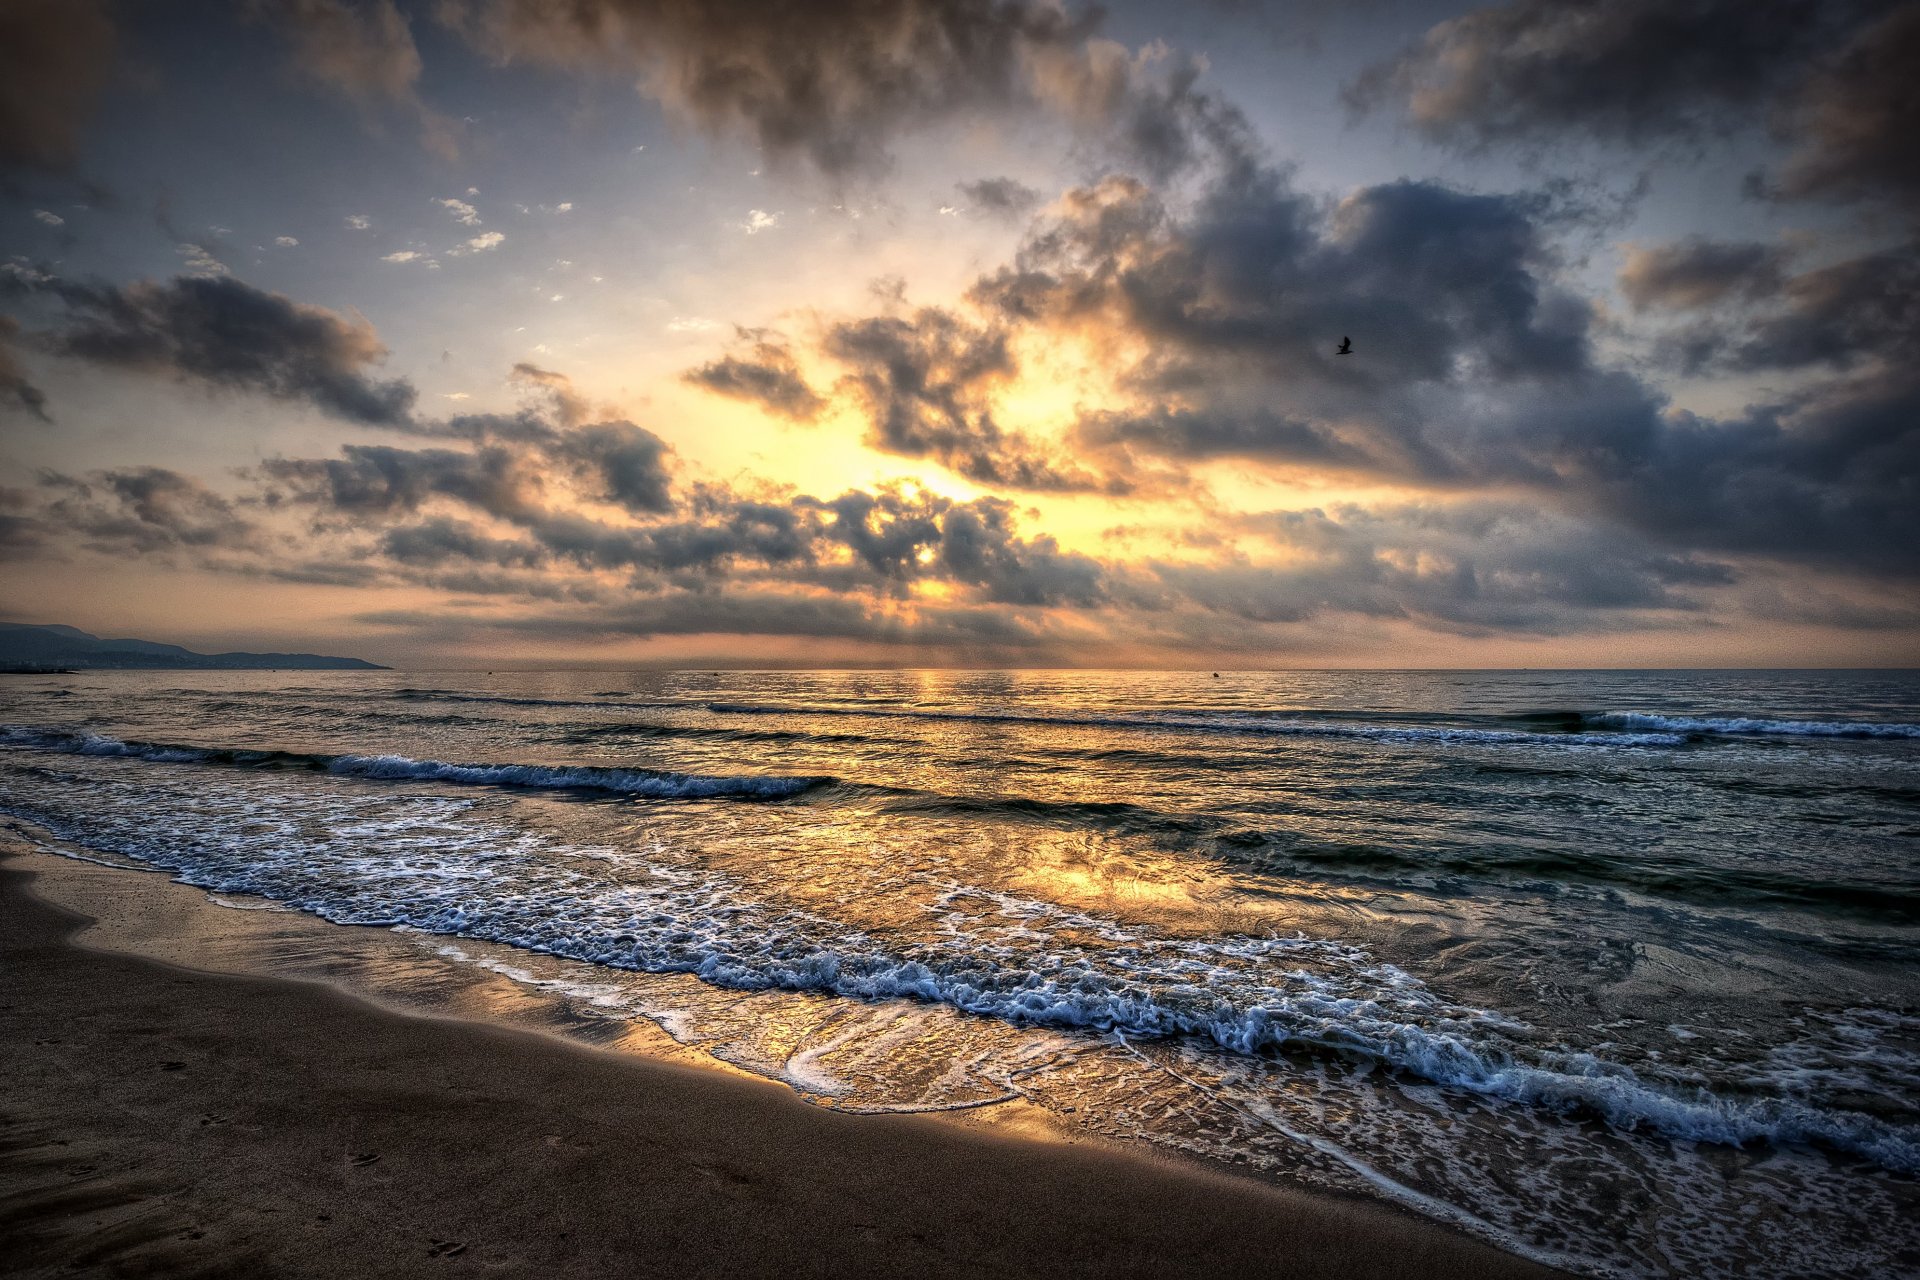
<box><xmin>1336</xmin><ymin>336</ymin><xmax>1352</xmax><ymax>355</ymax></box>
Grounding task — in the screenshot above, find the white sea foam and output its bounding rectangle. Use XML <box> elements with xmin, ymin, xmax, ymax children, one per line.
<box><xmin>1588</xmin><ymin>712</ymin><xmax>1920</xmax><ymax>739</ymax></box>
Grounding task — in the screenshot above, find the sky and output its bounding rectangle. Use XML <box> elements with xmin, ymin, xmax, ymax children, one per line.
<box><xmin>1</xmin><ymin>0</ymin><xmax>1915</xmax><ymax>669</ymax></box>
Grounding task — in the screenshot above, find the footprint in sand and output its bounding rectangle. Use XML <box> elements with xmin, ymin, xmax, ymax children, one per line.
<box><xmin>426</xmin><ymin>1239</ymin><xmax>468</xmax><ymax>1258</ymax></box>
<box><xmin>348</xmin><ymin>1152</ymin><xmax>381</xmax><ymax>1167</ymax></box>
<box><xmin>158</xmin><ymin>1061</ymin><xmax>186</xmax><ymax>1071</ymax></box>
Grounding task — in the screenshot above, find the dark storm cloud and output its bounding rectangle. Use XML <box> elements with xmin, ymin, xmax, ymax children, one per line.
<box><xmin>1073</xmin><ymin>405</ymin><xmax>1380</xmax><ymax>470</ymax></box>
<box><xmin>380</xmin><ymin>517</ymin><xmax>545</xmax><ymax>568</ymax></box>
<box><xmin>351</xmin><ymin>368</ymin><xmax>679</xmax><ymax>515</ymax></box>
<box><xmin>39</xmin><ymin>466</ymin><xmax>257</xmax><ymax>554</ymax></box>
<box><xmin>0</xmin><ymin>316</ymin><xmax>49</xmax><ymax>421</ymax></box>
<box><xmin>1347</xmin><ymin>0</ymin><xmax>1856</xmax><ymax>148</ymax></box>
<box><xmin>0</xmin><ymin>0</ymin><xmax>116</xmax><ymax>173</ymax></box>
<box><xmin>958</xmin><ymin>177</ymin><xmax>1042</xmax><ymax>220</ymax></box>
<box><xmin>1144</xmin><ymin>502</ymin><xmax>1735</xmax><ymax>636</ymax></box>
<box><xmin>261</xmin><ymin>444</ymin><xmax>544</xmax><ymax>520</ymax></box>
<box><xmin>934</xmin><ymin>496</ymin><xmax>1105</xmax><ymax>606</ymax></box>
<box><xmin>1617</xmin><ymin>239</ymin><xmax>1790</xmax><ymax>312</ymax></box>
<box><xmin>1716</xmin><ymin>248</ymin><xmax>1918</xmax><ymax>372</ymax></box>
<box><xmin>683</xmin><ymin>332</ymin><xmax>825</xmax><ymax>420</ymax></box>
<box><xmin>6</xmin><ymin>272</ymin><xmax>418</xmax><ymax>426</ymax></box>
<box><xmin>1635</xmin><ymin>243</ymin><xmax>1918</xmax><ymax>377</ymax></box>
<box><xmin>1773</xmin><ymin>3</ymin><xmax>1920</xmax><ymax>215</ymax></box>
<box><xmin>958</xmin><ymin>167</ymin><xmax>1606</xmax><ymax>487</ymax></box>
<box><xmin>552</xmin><ymin>421</ymin><xmax>675</xmax><ymax>514</ymax></box>
<box><xmin>1351</xmin><ymin>0</ymin><xmax>1919</xmax><ymax>219</ymax></box>
<box><xmin>1611</xmin><ymin>240</ymin><xmax>1918</xmax><ymax>569</ymax></box>
<box><xmin>822</xmin><ymin>307</ymin><xmax>1120</xmax><ymax>493</ymax></box>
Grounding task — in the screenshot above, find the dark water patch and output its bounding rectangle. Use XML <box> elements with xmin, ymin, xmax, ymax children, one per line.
<box><xmin>1222</xmin><ymin>836</ymin><xmax>1920</xmax><ymax>925</ymax></box>
<box><xmin>0</xmin><ymin>726</ymin><xmax>827</xmax><ymax>801</ymax></box>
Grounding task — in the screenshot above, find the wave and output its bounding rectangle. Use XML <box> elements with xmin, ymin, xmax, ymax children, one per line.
<box><xmin>393</xmin><ymin>687</ymin><xmax>699</xmax><ymax>712</ymax></box>
<box><xmin>705</xmin><ymin>702</ymin><xmax>1691</xmax><ymax>748</ymax></box>
<box><xmin>386</xmin><ymin>688</ymin><xmax>1920</xmax><ymax>746</ymax></box>
<box><xmin>0</xmin><ymin>726</ymin><xmax>825</xmax><ymax>801</ymax></box>
<box><xmin>1584</xmin><ymin>712</ymin><xmax>1920</xmax><ymax>739</ymax></box>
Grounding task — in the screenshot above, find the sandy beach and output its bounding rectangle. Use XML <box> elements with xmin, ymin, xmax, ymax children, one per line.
<box><xmin>0</xmin><ymin>841</ymin><xmax>1563</xmax><ymax>1279</ymax></box>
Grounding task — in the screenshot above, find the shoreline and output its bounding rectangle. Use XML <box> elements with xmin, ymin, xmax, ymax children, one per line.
<box><xmin>0</xmin><ymin>833</ymin><xmax>1565</xmax><ymax>1278</ymax></box>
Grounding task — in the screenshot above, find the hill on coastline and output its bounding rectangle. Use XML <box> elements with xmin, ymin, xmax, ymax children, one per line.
<box><xmin>0</xmin><ymin>623</ymin><xmax>386</xmax><ymax>671</ymax></box>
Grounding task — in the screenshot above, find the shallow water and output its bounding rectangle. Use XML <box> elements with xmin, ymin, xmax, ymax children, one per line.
<box><xmin>3</xmin><ymin>668</ymin><xmax>1917</xmax><ymax>1277</ymax></box>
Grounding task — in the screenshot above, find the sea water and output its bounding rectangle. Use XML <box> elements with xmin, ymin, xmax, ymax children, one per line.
<box><xmin>3</xmin><ymin>669</ymin><xmax>1916</xmax><ymax>1277</ymax></box>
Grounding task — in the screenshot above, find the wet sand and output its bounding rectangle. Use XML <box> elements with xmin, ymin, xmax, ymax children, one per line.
<box><xmin>0</xmin><ymin>844</ymin><xmax>1563</xmax><ymax>1279</ymax></box>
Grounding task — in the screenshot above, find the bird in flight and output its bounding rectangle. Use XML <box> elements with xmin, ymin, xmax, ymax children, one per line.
<box><xmin>1336</xmin><ymin>336</ymin><xmax>1352</xmax><ymax>355</ymax></box>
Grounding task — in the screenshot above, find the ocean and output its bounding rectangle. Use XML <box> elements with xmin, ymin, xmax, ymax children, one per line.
<box><xmin>2</xmin><ymin>668</ymin><xmax>1916</xmax><ymax>1277</ymax></box>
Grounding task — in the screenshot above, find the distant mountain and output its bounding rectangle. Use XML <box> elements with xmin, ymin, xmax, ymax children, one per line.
<box><xmin>0</xmin><ymin>623</ymin><xmax>386</xmax><ymax>671</ymax></box>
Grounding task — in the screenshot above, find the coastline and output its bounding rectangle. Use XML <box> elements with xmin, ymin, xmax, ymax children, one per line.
<box><xmin>0</xmin><ymin>832</ymin><xmax>1564</xmax><ymax>1279</ymax></box>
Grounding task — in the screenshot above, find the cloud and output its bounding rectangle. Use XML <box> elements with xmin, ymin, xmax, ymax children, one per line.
<box><xmin>261</xmin><ymin>443</ymin><xmax>545</xmax><ymax>521</ymax></box>
<box><xmin>8</xmin><ymin>272</ymin><xmax>418</xmax><ymax>427</ymax></box>
<box><xmin>439</xmin><ymin>196</ymin><xmax>481</xmax><ymax>225</ymax></box>
<box><xmin>509</xmin><ymin>361</ymin><xmax>591</xmax><ymax>427</ymax></box>
<box><xmin>39</xmin><ymin>466</ymin><xmax>256</xmax><ymax>554</ymax></box>
<box><xmin>683</xmin><ymin>331</ymin><xmax>825</xmax><ymax>420</ymax></box>
<box><xmin>1772</xmin><ymin>2</ymin><xmax>1920</xmax><ymax>217</ymax></box>
<box><xmin>176</xmin><ymin>243</ymin><xmax>229</xmax><ymax>277</ymax></box>
<box><xmin>14</xmin><ymin>378</ymin><xmax>1912</xmax><ymax>654</ymax></box>
<box><xmin>239</xmin><ymin>400</ymin><xmax>1100</xmax><ymax>608</ymax></box>
<box><xmin>33</xmin><ymin>210</ymin><xmax>65</xmax><ymax>227</ymax></box>
<box><xmin>451</xmin><ymin>231</ymin><xmax>505</xmax><ymax>254</ymax></box>
<box><xmin>1617</xmin><ymin>238</ymin><xmax>1790</xmax><ymax>311</ymax></box>
<box><xmin>740</xmin><ymin>209</ymin><xmax>780</xmax><ymax>234</ymax></box>
<box><xmin>1347</xmin><ymin>0</ymin><xmax>1853</xmax><ymax>148</ymax></box>
<box><xmin>0</xmin><ymin>315</ymin><xmax>50</xmax><ymax>421</ymax></box>
<box><xmin>246</xmin><ymin>0</ymin><xmax>460</xmax><ymax>159</ymax></box>
<box><xmin>251</xmin><ymin>0</ymin><xmax>423</xmax><ymax>103</ymax></box>
<box><xmin>0</xmin><ymin>0</ymin><xmax>116</xmax><ymax>172</ymax></box>
<box><xmin>432</xmin><ymin>0</ymin><xmax>1246</xmax><ymax>180</ymax></box>
<box><xmin>821</xmin><ymin>307</ymin><xmax>1120</xmax><ymax>492</ymax></box>
<box><xmin>435</xmin><ymin>0</ymin><xmax>1096</xmax><ymax>175</ymax></box>
<box><xmin>345</xmin><ymin>214</ymin><xmax>372</xmax><ymax>230</ymax></box>
<box><xmin>275</xmin><ymin>235</ymin><xmax>300</xmax><ymax>247</ymax></box>
<box><xmin>1630</xmin><ymin>242</ymin><xmax>1918</xmax><ymax>380</ymax></box>
<box><xmin>1146</xmin><ymin>501</ymin><xmax>1735</xmax><ymax>636</ymax></box>
<box><xmin>958</xmin><ymin>177</ymin><xmax>1042</xmax><ymax>220</ymax></box>
<box><xmin>1023</xmin><ymin>34</ymin><xmax>1257</xmax><ymax>182</ymax></box>
<box><xmin>379</xmin><ymin>516</ymin><xmax>544</xmax><ymax>568</ymax></box>
<box><xmin>1349</xmin><ymin>0</ymin><xmax>1916</xmax><ymax>221</ymax></box>
<box><xmin>741</xmin><ymin>137</ymin><xmax>1916</xmax><ymax>578</ymax></box>
<box><xmin>552</xmin><ymin>422</ymin><xmax>675</xmax><ymax>514</ymax></box>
